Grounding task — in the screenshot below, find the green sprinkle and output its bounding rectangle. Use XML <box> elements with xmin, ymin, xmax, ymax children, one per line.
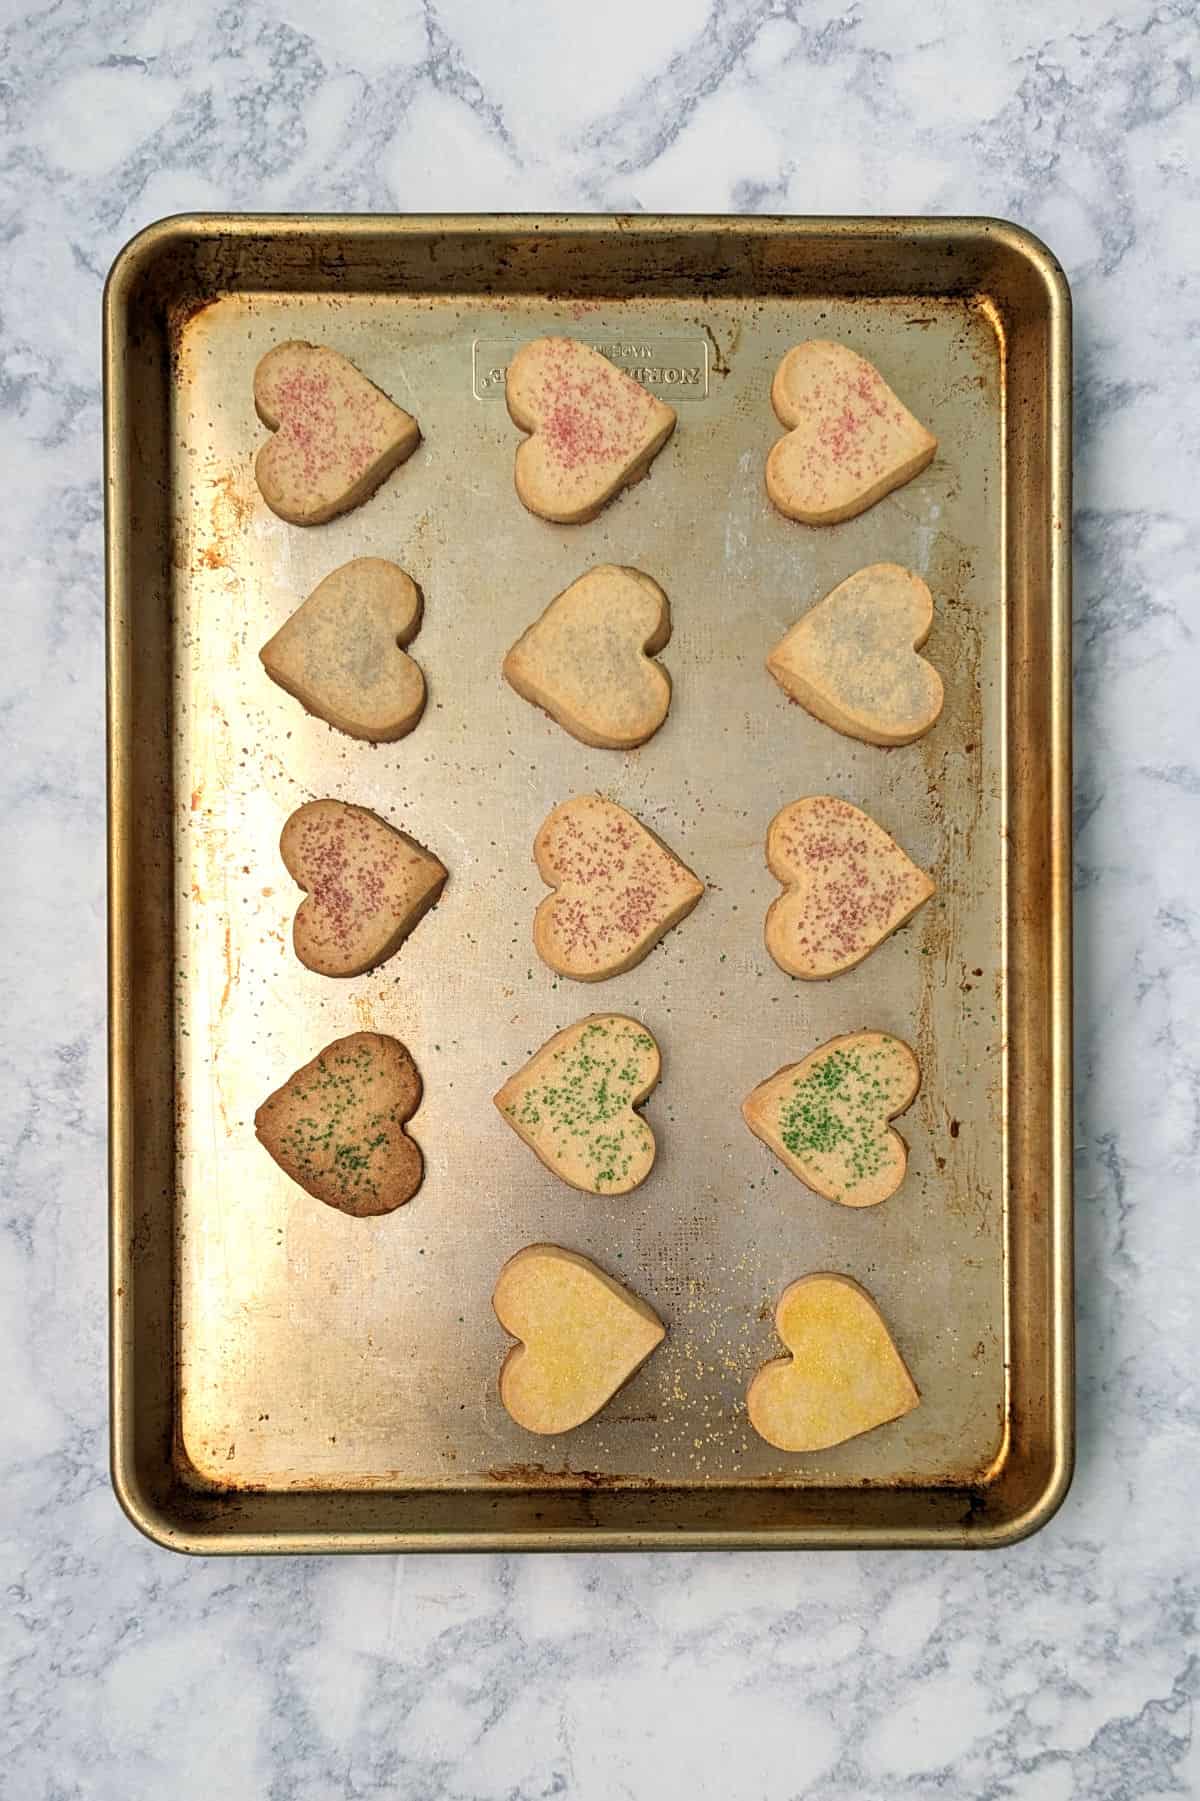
<box><xmin>509</xmin><ymin>1020</ymin><xmax>653</xmax><ymax>1186</ymax></box>
<box><xmin>777</xmin><ymin>1045</ymin><xmax>906</xmax><ymax>1192</ymax></box>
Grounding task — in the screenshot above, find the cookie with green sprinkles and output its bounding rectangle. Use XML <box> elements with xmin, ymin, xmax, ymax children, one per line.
<box><xmin>255</xmin><ymin>1032</ymin><xmax>423</xmax><ymax>1216</ymax></box>
<box><xmin>494</xmin><ymin>1014</ymin><xmax>660</xmax><ymax>1195</ymax></box>
<box><xmin>742</xmin><ymin>1030</ymin><xmax>919</xmax><ymax>1207</ymax></box>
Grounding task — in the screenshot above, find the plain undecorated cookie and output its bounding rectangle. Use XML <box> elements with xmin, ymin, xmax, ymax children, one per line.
<box><xmin>506</xmin><ymin>337</ymin><xmax>676</xmax><ymax>524</ymax></box>
<box><xmin>533</xmin><ymin>794</ymin><xmax>703</xmax><ymax>981</ymax></box>
<box><xmin>766</xmin><ymin>339</ymin><xmax>936</xmax><ymax>525</ymax></box>
<box><xmin>253</xmin><ymin>341</ymin><xmax>420</xmax><ymax>525</ymax></box>
<box><xmin>767</xmin><ymin>562</ymin><xmax>944</xmax><ymax>746</ymax></box>
<box><xmin>493</xmin><ymin>1243</ymin><xmax>666</xmax><ymax>1434</ymax></box>
<box><xmin>260</xmin><ymin>557</ymin><xmax>426</xmax><ymax>742</ymax></box>
<box><xmin>503</xmin><ymin>564</ymin><xmax>672</xmax><ymax>749</ymax></box>
<box><xmin>743</xmin><ymin>1030</ymin><xmax>920</xmax><ymax>1207</ymax></box>
<box><xmin>280</xmin><ymin>799</ymin><xmax>447</xmax><ymax>978</ymax></box>
<box><xmin>255</xmin><ymin>1032</ymin><xmax>423</xmax><ymax>1217</ymax></box>
<box><xmin>765</xmin><ymin>795</ymin><xmax>934</xmax><ymax>979</ymax></box>
<box><xmin>748</xmin><ymin>1274</ymin><xmax>920</xmax><ymax>1452</ymax></box>
<box><xmin>494</xmin><ymin>1014</ymin><xmax>660</xmax><ymax>1195</ymax></box>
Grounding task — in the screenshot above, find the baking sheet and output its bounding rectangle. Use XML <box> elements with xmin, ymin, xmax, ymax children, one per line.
<box><xmin>107</xmin><ymin>217</ymin><xmax>1072</xmax><ymax>1548</ymax></box>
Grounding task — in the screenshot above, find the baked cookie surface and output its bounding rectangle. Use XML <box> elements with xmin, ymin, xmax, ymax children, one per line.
<box><xmin>506</xmin><ymin>337</ymin><xmax>676</xmax><ymax>523</ymax></box>
<box><xmin>766</xmin><ymin>339</ymin><xmax>936</xmax><ymax>525</ymax></box>
<box><xmin>253</xmin><ymin>341</ymin><xmax>419</xmax><ymax>525</ymax></box>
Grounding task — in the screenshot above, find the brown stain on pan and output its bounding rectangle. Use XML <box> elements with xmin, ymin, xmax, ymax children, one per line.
<box><xmin>483</xmin><ymin>1461</ymin><xmax>662</xmax><ymax>1489</ymax></box>
<box><xmin>914</xmin><ymin>523</ymin><xmax>987</xmax><ymax>1224</ymax></box>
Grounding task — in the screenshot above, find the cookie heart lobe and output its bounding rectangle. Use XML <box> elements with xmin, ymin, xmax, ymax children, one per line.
<box><xmin>506</xmin><ymin>337</ymin><xmax>676</xmax><ymax>524</ymax></box>
<box><xmin>493</xmin><ymin>1243</ymin><xmax>666</xmax><ymax>1434</ymax></box>
<box><xmin>767</xmin><ymin>562</ymin><xmax>943</xmax><ymax>746</ymax></box>
<box><xmin>494</xmin><ymin>1014</ymin><xmax>660</xmax><ymax>1195</ymax></box>
<box><xmin>281</xmin><ymin>799</ymin><xmax>447</xmax><ymax>978</ymax></box>
<box><xmin>748</xmin><ymin>1274</ymin><xmax>919</xmax><ymax>1452</ymax></box>
<box><xmin>260</xmin><ymin>557</ymin><xmax>426</xmax><ymax>742</ymax></box>
<box><xmin>504</xmin><ymin>564</ymin><xmax>672</xmax><ymax>749</ymax></box>
<box><xmin>253</xmin><ymin>341</ymin><xmax>420</xmax><ymax>525</ymax></box>
<box><xmin>765</xmin><ymin>795</ymin><xmax>933</xmax><ymax>979</ymax></box>
<box><xmin>743</xmin><ymin>1030</ymin><xmax>920</xmax><ymax>1207</ymax></box>
<box><xmin>534</xmin><ymin>794</ymin><xmax>703</xmax><ymax>981</ymax></box>
<box><xmin>766</xmin><ymin>339</ymin><xmax>936</xmax><ymax>524</ymax></box>
<box><xmin>255</xmin><ymin>1032</ymin><xmax>423</xmax><ymax>1217</ymax></box>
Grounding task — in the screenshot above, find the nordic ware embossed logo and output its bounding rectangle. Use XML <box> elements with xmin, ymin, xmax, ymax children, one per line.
<box><xmin>473</xmin><ymin>337</ymin><xmax>710</xmax><ymax>401</ymax></box>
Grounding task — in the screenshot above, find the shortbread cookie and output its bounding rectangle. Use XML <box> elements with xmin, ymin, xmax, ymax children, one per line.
<box><xmin>743</xmin><ymin>1031</ymin><xmax>920</xmax><ymax>1207</ymax></box>
<box><xmin>748</xmin><ymin>1274</ymin><xmax>919</xmax><ymax>1452</ymax></box>
<box><xmin>253</xmin><ymin>341</ymin><xmax>420</xmax><ymax>525</ymax></box>
<box><xmin>280</xmin><ymin>799</ymin><xmax>446</xmax><ymax>978</ymax></box>
<box><xmin>506</xmin><ymin>337</ymin><xmax>676</xmax><ymax>524</ymax></box>
<box><xmin>255</xmin><ymin>1032</ymin><xmax>423</xmax><ymax>1217</ymax></box>
<box><xmin>766</xmin><ymin>340</ymin><xmax>936</xmax><ymax>524</ymax></box>
<box><xmin>494</xmin><ymin>1015</ymin><xmax>660</xmax><ymax>1195</ymax></box>
<box><xmin>767</xmin><ymin>562</ymin><xmax>943</xmax><ymax>746</ymax></box>
<box><xmin>493</xmin><ymin>1244</ymin><xmax>666</xmax><ymax>1434</ymax></box>
<box><xmin>504</xmin><ymin>565</ymin><xmax>672</xmax><ymax>749</ymax></box>
<box><xmin>765</xmin><ymin>796</ymin><xmax>933</xmax><ymax>979</ymax></box>
<box><xmin>533</xmin><ymin>794</ymin><xmax>703</xmax><ymax>981</ymax></box>
<box><xmin>260</xmin><ymin>558</ymin><xmax>426</xmax><ymax>742</ymax></box>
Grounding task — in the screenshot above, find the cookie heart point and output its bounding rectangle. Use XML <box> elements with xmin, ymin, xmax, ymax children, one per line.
<box><xmin>748</xmin><ymin>1274</ymin><xmax>919</xmax><ymax>1452</ymax></box>
<box><xmin>766</xmin><ymin>796</ymin><xmax>933</xmax><ymax>978</ymax></box>
<box><xmin>507</xmin><ymin>337</ymin><xmax>676</xmax><ymax>524</ymax></box>
<box><xmin>533</xmin><ymin>794</ymin><xmax>703</xmax><ymax>981</ymax></box>
<box><xmin>253</xmin><ymin>341</ymin><xmax>420</xmax><ymax>525</ymax></box>
<box><xmin>743</xmin><ymin>1031</ymin><xmax>920</xmax><ymax>1207</ymax></box>
<box><xmin>766</xmin><ymin>339</ymin><xmax>936</xmax><ymax>525</ymax></box>
<box><xmin>494</xmin><ymin>1244</ymin><xmax>666</xmax><ymax>1434</ymax></box>
<box><xmin>504</xmin><ymin>564</ymin><xmax>672</xmax><ymax>749</ymax></box>
<box><xmin>255</xmin><ymin>1032</ymin><xmax>423</xmax><ymax>1217</ymax></box>
<box><xmin>260</xmin><ymin>558</ymin><xmax>426</xmax><ymax>742</ymax></box>
<box><xmin>281</xmin><ymin>800</ymin><xmax>446</xmax><ymax>978</ymax></box>
<box><xmin>494</xmin><ymin>1015</ymin><xmax>660</xmax><ymax>1195</ymax></box>
<box><xmin>767</xmin><ymin>562</ymin><xmax>943</xmax><ymax>746</ymax></box>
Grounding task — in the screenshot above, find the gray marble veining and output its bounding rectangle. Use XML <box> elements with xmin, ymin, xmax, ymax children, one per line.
<box><xmin>1</xmin><ymin>0</ymin><xmax>1197</xmax><ymax>1795</ymax></box>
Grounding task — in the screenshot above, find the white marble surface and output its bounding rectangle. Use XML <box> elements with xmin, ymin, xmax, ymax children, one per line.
<box><xmin>1</xmin><ymin>0</ymin><xmax>1197</xmax><ymax>1795</ymax></box>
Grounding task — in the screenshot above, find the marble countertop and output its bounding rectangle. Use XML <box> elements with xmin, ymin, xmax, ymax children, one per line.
<box><xmin>2</xmin><ymin>1</ymin><xmax>1196</xmax><ymax>1795</ymax></box>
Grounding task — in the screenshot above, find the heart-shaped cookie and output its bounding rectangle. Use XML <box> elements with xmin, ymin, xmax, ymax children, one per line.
<box><xmin>748</xmin><ymin>1274</ymin><xmax>919</xmax><ymax>1452</ymax></box>
<box><xmin>766</xmin><ymin>796</ymin><xmax>934</xmax><ymax>979</ymax></box>
<box><xmin>493</xmin><ymin>1243</ymin><xmax>666</xmax><ymax>1434</ymax></box>
<box><xmin>260</xmin><ymin>558</ymin><xmax>426</xmax><ymax>742</ymax></box>
<box><xmin>767</xmin><ymin>562</ymin><xmax>943</xmax><ymax>746</ymax></box>
<box><xmin>255</xmin><ymin>1032</ymin><xmax>423</xmax><ymax>1216</ymax></box>
<box><xmin>280</xmin><ymin>799</ymin><xmax>447</xmax><ymax>978</ymax></box>
<box><xmin>506</xmin><ymin>337</ymin><xmax>676</xmax><ymax>524</ymax></box>
<box><xmin>766</xmin><ymin>339</ymin><xmax>937</xmax><ymax>524</ymax></box>
<box><xmin>743</xmin><ymin>1031</ymin><xmax>920</xmax><ymax>1207</ymax></box>
<box><xmin>533</xmin><ymin>794</ymin><xmax>703</xmax><ymax>981</ymax></box>
<box><xmin>253</xmin><ymin>341</ymin><xmax>420</xmax><ymax>525</ymax></box>
<box><xmin>504</xmin><ymin>564</ymin><xmax>672</xmax><ymax>749</ymax></box>
<box><xmin>494</xmin><ymin>1015</ymin><xmax>660</xmax><ymax>1195</ymax></box>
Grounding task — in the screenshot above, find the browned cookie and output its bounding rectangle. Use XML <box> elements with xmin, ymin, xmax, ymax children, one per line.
<box><xmin>280</xmin><ymin>799</ymin><xmax>447</xmax><ymax>978</ymax></box>
<box><xmin>255</xmin><ymin>1032</ymin><xmax>423</xmax><ymax>1216</ymax></box>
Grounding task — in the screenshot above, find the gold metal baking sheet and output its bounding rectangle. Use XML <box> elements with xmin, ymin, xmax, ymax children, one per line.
<box><xmin>106</xmin><ymin>215</ymin><xmax>1072</xmax><ymax>1551</ymax></box>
